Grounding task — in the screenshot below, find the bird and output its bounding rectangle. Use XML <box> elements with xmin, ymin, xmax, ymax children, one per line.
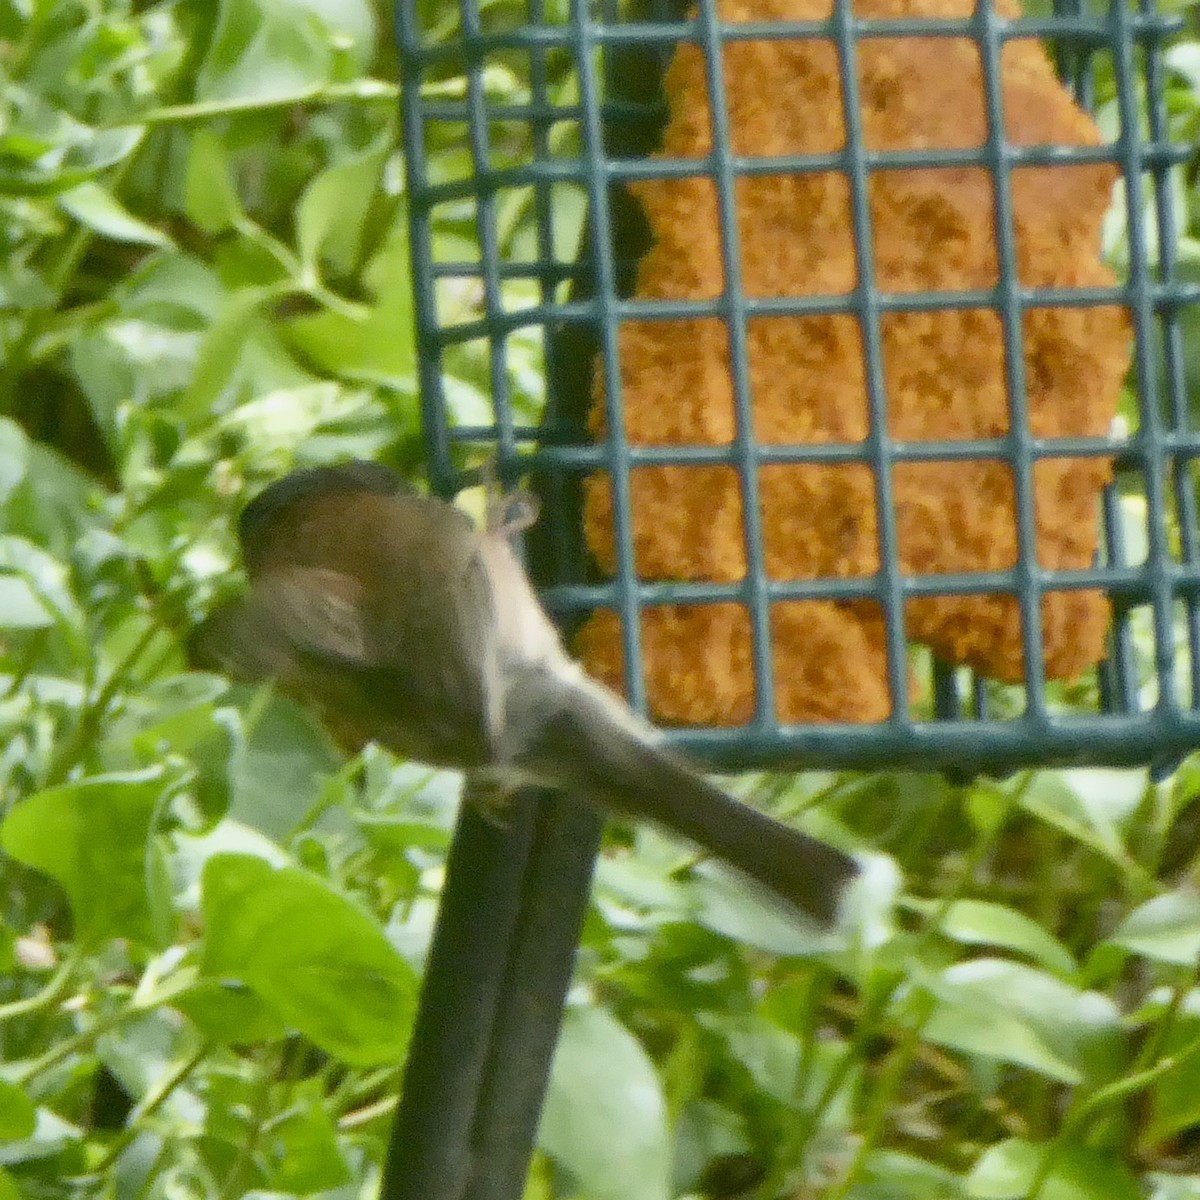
<box><xmin>190</xmin><ymin>460</ymin><xmax>860</xmax><ymax>923</ymax></box>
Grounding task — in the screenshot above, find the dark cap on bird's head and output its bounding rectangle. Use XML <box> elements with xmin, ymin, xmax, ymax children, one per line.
<box><xmin>238</xmin><ymin>460</ymin><xmax>407</xmax><ymax>572</ymax></box>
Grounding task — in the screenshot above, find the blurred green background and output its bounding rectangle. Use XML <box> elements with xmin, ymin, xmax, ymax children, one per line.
<box><xmin>0</xmin><ymin>1</ymin><xmax>1199</xmax><ymax>1198</ymax></box>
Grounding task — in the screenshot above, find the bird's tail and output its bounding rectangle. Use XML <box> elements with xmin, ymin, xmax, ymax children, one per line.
<box><xmin>513</xmin><ymin>672</ymin><xmax>859</xmax><ymax>924</ymax></box>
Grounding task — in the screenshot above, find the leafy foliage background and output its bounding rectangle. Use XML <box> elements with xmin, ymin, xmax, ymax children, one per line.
<box><xmin>0</xmin><ymin>1</ymin><xmax>1199</xmax><ymax>1199</ymax></box>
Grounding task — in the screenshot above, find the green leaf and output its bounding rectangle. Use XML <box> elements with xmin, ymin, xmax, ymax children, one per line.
<box><xmin>1</xmin><ymin>770</ymin><xmax>168</xmax><ymax>946</ymax></box>
<box><xmin>672</xmin><ymin>1101</ymin><xmax>749</xmax><ymax>1191</ymax></box>
<box><xmin>861</xmin><ymin>1150</ymin><xmax>967</xmax><ymax>1199</ymax></box>
<box><xmin>0</xmin><ymin>1108</ymin><xmax>81</xmax><ymax>1168</ymax></box>
<box><xmin>0</xmin><ymin>98</ymin><xmax>143</xmax><ymax>196</ymax></box>
<box><xmin>1057</xmin><ymin>769</ymin><xmax>1150</xmax><ymax>829</ymax></box>
<box><xmin>284</xmin><ymin>220</ymin><xmax>416</xmax><ymax>388</ymax></box>
<box><xmin>905</xmin><ymin>898</ymin><xmax>1077</xmax><ymax>976</ymax></box>
<box><xmin>123</xmin><ymin>254</ymin><xmax>227</xmax><ymax>324</ymax></box>
<box><xmin>195</xmin><ymin>0</ymin><xmax>333</xmax><ymax>105</ymax></box>
<box><xmin>1144</xmin><ymin>992</ymin><xmax>1200</xmax><ymax>1146</ymax></box>
<box><xmin>178</xmin><ymin>289</ymin><xmax>275</xmax><ymax>418</ymax></box>
<box><xmin>184</xmin><ymin>131</ymin><xmax>243</xmax><ymax>235</ymax></box>
<box><xmin>0</xmin><ymin>1082</ymin><xmax>36</xmax><ymax>1142</ymax></box>
<box><xmin>0</xmin><ymin>574</ymin><xmax>53</xmax><ymax>629</ymax></box>
<box><xmin>1148</xmin><ymin>1173</ymin><xmax>1200</xmax><ymax>1200</ymax></box>
<box><xmin>288</xmin><ymin>0</ymin><xmax>377</xmax><ymax>70</ymax></box>
<box><xmin>1020</xmin><ymin>770</ymin><xmax>1146</xmax><ymax>864</ymax></box>
<box><xmin>216</xmin><ymin>381</ymin><xmax>384</xmax><ymax>458</ymax></box>
<box><xmin>967</xmin><ymin>1139</ymin><xmax>1141</xmax><ymax>1200</ymax></box>
<box><xmin>723</xmin><ymin>1016</ymin><xmax>805</xmax><ymax>1107</ymax></box>
<box><xmin>200</xmin><ymin>853</ymin><xmax>417</xmax><ymax>1065</ymax></box>
<box><xmin>230</xmin><ymin>693</ymin><xmax>341</xmax><ymax>840</ymax></box>
<box><xmin>127</xmin><ymin>698</ymin><xmax>239</xmax><ymax>823</ymax></box>
<box><xmin>539</xmin><ymin>1006</ymin><xmax>670</xmax><ymax>1200</ymax></box>
<box><xmin>296</xmin><ymin>134</ymin><xmax>389</xmax><ymax>277</ymax></box>
<box><xmin>591</xmin><ymin>854</ymin><xmax>690</xmax><ymax>919</ymax></box>
<box><xmin>172</xmin><ymin>819</ymin><xmax>292</xmax><ymax>912</ymax></box>
<box><xmin>1110</xmin><ymin>891</ymin><xmax>1200</xmax><ymax>966</ymax></box>
<box><xmin>173</xmin><ymin>979</ymin><xmax>286</xmax><ymax>1047</ymax></box>
<box><xmin>0</xmin><ymin>419</ymin><xmax>27</xmax><ymax>503</ymax></box>
<box><xmin>1165</xmin><ymin>44</ymin><xmax>1200</xmax><ymax>91</ymax></box>
<box><xmin>284</xmin><ymin>302</ymin><xmax>416</xmax><ymax>392</ymax></box>
<box><xmin>724</xmin><ymin>1017</ymin><xmax>854</xmax><ymax>1115</ymax></box>
<box><xmin>58</xmin><ymin>182</ymin><xmax>172</xmax><ymax>248</ymax></box>
<box><xmin>906</xmin><ymin>959</ymin><xmax>1126</xmax><ymax>1085</ymax></box>
<box><xmin>265</xmin><ymin>1092</ymin><xmax>351</xmax><ymax>1192</ymax></box>
<box><xmin>0</xmin><ymin>536</ymin><xmax>82</xmax><ymax>632</ymax></box>
<box><xmin>0</xmin><ymin>441</ymin><xmax>92</xmax><ymax>555</ymax></box>
<box><xmin>1118</xmin><ymin>493</ymin><xmax>1150</xmax><ymax>568</ymax></box>
<box><xmin>97</xmin><ymin>1010</ymin><xmax>199</xmax><ymax>1107</ymax></box>
<box><xmin>353</xmin><ymin>813</ymin><xmax>453</xmax><ymax>855</ymax></box>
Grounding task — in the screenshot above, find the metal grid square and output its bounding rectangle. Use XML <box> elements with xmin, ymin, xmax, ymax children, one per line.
<box><xmin>396</xmin><ymin>0</ymin><xmax>1200</xmax><ymax>774</ymax></box>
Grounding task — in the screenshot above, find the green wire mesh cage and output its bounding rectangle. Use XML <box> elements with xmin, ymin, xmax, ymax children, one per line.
<box><xmin>395</xmin><ymin>0</ymin><xmax>1200</xmax><ymax>776</ymax></box>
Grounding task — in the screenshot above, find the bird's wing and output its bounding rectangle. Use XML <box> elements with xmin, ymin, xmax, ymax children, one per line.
<box><xmin>366</xmin><ymin>539</ymin><xmax>503</xmax><ymax>762</ymax></box>
<box><xmin>253</xmin><ymin>567</ymin><xmax>371</xmax><ymax>666</ymax></box>
<box><xmin>362</xmin><ymin>494</ymin><xmax>504</xmax><ymax>716</ymax></box>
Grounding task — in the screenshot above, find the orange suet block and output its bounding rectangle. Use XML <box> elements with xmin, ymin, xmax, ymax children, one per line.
<box><xmin>578</xmin><ymin>0</ymin><xmax>1131</xmax><ymax>725</ymax></box>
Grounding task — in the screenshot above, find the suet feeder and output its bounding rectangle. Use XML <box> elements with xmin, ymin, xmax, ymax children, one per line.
<box><xmin>384</xmin><ymin>0</ymin><xmax>1200</xmax><ymax>1194</ymax></box>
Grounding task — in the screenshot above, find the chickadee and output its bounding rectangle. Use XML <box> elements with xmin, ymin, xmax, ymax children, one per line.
<box><xmin>190</xmin><ymin>461</ymin><xmax>859</xmax><ymax>922</ymax></box>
